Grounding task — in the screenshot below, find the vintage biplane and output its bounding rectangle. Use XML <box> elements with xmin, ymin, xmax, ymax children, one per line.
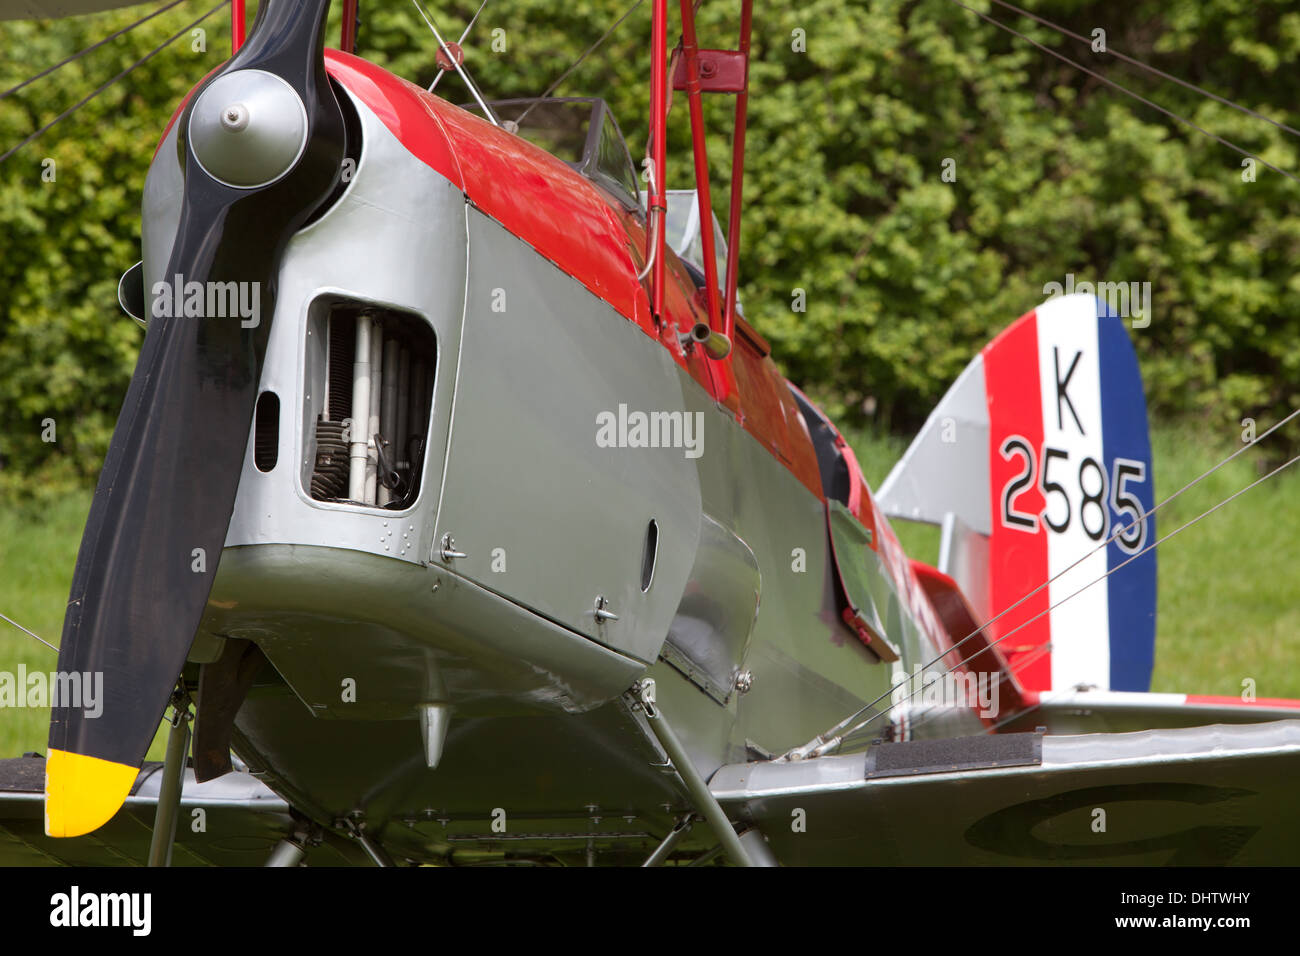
<box><xmin>1</xmin><ymin>0</ymin><xmax>1298</xmax><ymax>867</ymax></box>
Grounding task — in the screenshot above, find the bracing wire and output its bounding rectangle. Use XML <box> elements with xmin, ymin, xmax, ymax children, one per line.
<box><xmin>984</xmin><ymin>0</ymin><xmax>1300</xmax><ymax>142</ymax></box>
<box><xmin>0</xmin><ymin>611</ymin><xmax>58</xmax><ymax>653</ymax></box>
<box><xmin>0</xmin><ymin>0</ymin><xmax>225</xmax><ymax>166</ymax></box>
<box><xmin>900</xmin><ymin>639</ymin><xmax>1053</xmax><ymax>739</ymax></box>
<box><xmin>514</xmin><ymin>0</ymin><xmax>647</xmax><ymax>128</ymax></box>
<box><xmin>0</xmin><ymin>0</ymin><xmax>189</xmax><ymax>102</ymax></box>
<box><xmin>942</xmin><ymin>0</ymin><xmax>1300</xmax><ymax>186</ymax></box>
<box><xmin>411</xmin><ymin>0</ymin><xmax>499</xmax><ymax>124</ymax></box>
<box><xmin>428</xmin><ymin>0</ymin><xmax>490</xmax><ymax>92</ymax></box>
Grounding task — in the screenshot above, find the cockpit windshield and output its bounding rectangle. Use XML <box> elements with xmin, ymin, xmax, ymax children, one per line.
<box><xmin>465</xmin><ymin>97</ymin><xmax>643</xmax><ymax>214</ymax></box>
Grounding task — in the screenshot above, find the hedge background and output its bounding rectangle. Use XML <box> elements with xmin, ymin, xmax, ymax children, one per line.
<box><xmin>2</xmin><ymin>0</ymin><xmax>1298</xmax><ymax>499</ymax></box>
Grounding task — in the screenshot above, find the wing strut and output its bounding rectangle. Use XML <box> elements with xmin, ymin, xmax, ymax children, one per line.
<box><xmin>627</xmin><ymin>679</ymin><xmax>757</xmax><ymax>867</ymax></box>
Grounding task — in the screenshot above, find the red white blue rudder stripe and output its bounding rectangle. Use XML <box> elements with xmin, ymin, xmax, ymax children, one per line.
<box><xmin>877</xmin><ymin>293</ymin><xmax>1156</xmax><ymax>692</ymax></box>
<box><xmin>1096</xmin><ymin>296</ymin><xmax>1157</xmax><ymax>690</ymax></box>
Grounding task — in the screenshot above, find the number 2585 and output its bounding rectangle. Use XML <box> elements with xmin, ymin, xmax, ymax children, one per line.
<box><xmin>999</xmin><ymin>437</ymin><xmax>1147</xmax><ymax>553</ymax></box>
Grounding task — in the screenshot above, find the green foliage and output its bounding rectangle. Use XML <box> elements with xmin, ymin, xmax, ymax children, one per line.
<box><xmin>2</xmin><ymin>0</ymin><xmax>1299</xmax><ymax>493</ymax></box>
<box><xmin>737</xmin><ymin>0</ymin><xmax>1300</xmax><ymax>431</ymax></box>
<box><xmin>0</xmin><ymin>2</ymin><xmax>231</xmax><ymax>501</ymax></box>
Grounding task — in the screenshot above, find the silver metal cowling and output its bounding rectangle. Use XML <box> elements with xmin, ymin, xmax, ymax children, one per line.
<box><xmin>188</xmin><ymin>69</ymin><xmax>309</xmax><ymax>189</ymax></box>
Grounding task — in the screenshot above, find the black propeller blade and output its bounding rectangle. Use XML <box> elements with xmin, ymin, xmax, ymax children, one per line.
<box><xmin>46</xmin><ymin>0</ymin><xmax>346</xmax><ymax>836</ymax></box>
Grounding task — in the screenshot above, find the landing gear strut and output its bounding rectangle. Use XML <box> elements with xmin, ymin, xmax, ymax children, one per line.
<box><xmin>628</xmin><ymin>679</ymin><xmax>759</xmax><ymax>867</ymax></box>
<box><xmin>146</xmin><ymin>686</ymin><xmax>192</xmax><ymax>868</ymax></box>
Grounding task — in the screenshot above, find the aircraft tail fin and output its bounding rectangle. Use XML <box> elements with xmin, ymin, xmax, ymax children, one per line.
<box><xmin>877</xmin><ymin>293</ymin><xmax>1156</xmax><ymax>693</ymax></box>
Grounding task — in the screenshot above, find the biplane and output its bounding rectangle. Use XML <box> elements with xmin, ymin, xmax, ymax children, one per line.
<box><xmin>1</xmin><ymin>0</ymin><xmax>1298</xmax><ymax>867</ymax></box>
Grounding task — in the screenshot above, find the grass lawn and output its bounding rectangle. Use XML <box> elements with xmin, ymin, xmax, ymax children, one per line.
<box><xmin>0</xmin><ymin>493</ymin><xmax>170</xmax><ymax>761</ymax></box>
<box><xmin>0</xmin><ymin>423</ymin><xmax>1296</xmax><ymax>760</ymax></box>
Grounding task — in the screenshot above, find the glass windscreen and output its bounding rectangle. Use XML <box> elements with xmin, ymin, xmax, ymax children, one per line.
<box><xmin>464</xmin><ymin>98</ymin><xmax>641</xmax><ymax>211</ymax></box>
<box><xmin>658</xmin><ymin>190</ymin><xmax>729</xmax><ymax>290</ymax></box>
<box><xmin>593</xmin><ymin>108</ymin><xmax>642</xmax><ymax>208</ymax></box>
<box><xmin>475</xmin><ymin>99</ymin><xmax>593</xmax><ymax>165</ymax></box>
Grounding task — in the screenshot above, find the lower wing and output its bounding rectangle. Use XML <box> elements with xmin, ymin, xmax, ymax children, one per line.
<box><xmin>711</xmin><ymin>719</ymin><xmax>1300</xmax><ymax>865</ymax></box>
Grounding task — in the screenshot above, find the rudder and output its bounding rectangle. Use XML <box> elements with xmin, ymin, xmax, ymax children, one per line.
<box><xmin>877</xmin><ymin>293</ymin><xmax>1156</xmax><ymax>692</ymax></box>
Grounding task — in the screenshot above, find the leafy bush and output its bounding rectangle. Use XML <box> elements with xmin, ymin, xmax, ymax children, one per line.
<box><xmin>3</xmin><ymin>0</ymin><xmax>1298</xmax><ymax>495</ymax></box>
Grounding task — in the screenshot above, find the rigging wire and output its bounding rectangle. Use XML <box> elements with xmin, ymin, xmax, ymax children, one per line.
<box><xmin>428</xmin><ymin>0</ymin><xmax>490</xmax><ymax>92</ymax></box>
<box><xmin>905</xmin><ymin>639</ymin><xmax>1056</xmax><ymax>738</ymax></box>
<box><xmin>514</xmin><ymin>0</ymin><xmax>647</xmax><ymax>128</ymax></box>
<box><xmin>0</xmin><ymin>611</ymin><xmax>58</xmax><ymax>653</ymax></box>
<box><xmin>827</xmin><ymin>449</ymin><xmax>1300</xmax><ymax>752</ymax></box>
<box><xmin>941</xmin><ymin>0</ymin><xmax>1300</xmax><ymax>186</ymax></box>
<box><xmin>0</xmin><ymin>0</ymin><xmax>225</xmax><ymax>166</ymax></box>
<box><xmin>895</xmin><ymin>627</ymin><xmax>1059</xmax><ymax>740</ymax></box>
<box><xmin>900</xmin><ymin>638</ymin><xmax>1053</xmax><ymax>739</ymax></box>
<box><xmin>859</xmin><ymin>639</ymin><xmax>1051</xmax><ymax>745</ymax></box>
<box><xmin>789</xmin><ymin>406</ymin><xmax>1300</xmax><ymax>758</ymax></box>
<box><xmin>411</xmin><ymin>0</ymin><xmax>499</xmax><ymax>124</ymax></box>
<box><xmin>0</xmin><ymin>0</ymin><xmax>189</xmax><ymax>102</ymax></box>
<box><xmin>984</xmin><ymin>0</ymin><xmax>1300</xmax><ymax>142</ymax></box>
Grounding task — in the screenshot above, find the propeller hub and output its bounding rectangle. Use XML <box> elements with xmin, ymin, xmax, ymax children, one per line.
<box><xmin>220</xmin><ymin>103</ymin><xmax>250</xmax><ymax>132</ymax></box>
<box><xmin>189</xmin><ymin>69</ymin><xmax>308</xmax><ymax>189</ymax></box>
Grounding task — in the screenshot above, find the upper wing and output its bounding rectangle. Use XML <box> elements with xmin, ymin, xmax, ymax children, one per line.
<box><xmin>711</xmin><ymin>720</ymin><xmax>1300</xmax><ymax>865</ymax></box>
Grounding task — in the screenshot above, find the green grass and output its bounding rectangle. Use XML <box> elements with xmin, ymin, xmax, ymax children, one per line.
<box><xmin>0</xmin><ymin>424</ymin><xmax>1297</xmax><ymax>759</ymax></box>
<box><xmin>0</xmin><ymin>493</ymin><xmax>169</xmax><ymax>761</ymax></box>
<box><xmin>1144</xmin><ymin>428</ymin><xmax>1300</xmax><ymax>698</ymax></box>
<box><xmin>846</xmin><ymin>424</ymin><xmax>1300</xmax><ymax>699</ymax></box>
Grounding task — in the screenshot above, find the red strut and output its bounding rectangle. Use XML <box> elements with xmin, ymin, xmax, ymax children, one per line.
<box><xmin>648</xmin><ymin>0</ymin><xmax>668</xmax><ymax>321</ymax></box>
<box><xmin>677</xmin><ymin>0</ymin><xmax>722</xmax><ymax>340</ymax></box>
<box><xmin>722</xmin><ymin>0</ymin><xmax>753</xmax><ymax>345</ymax></box>
<box><xmin>230</xmin><ymin>0</ymin><xmax>245</xmax><ymax>53</ymax></box>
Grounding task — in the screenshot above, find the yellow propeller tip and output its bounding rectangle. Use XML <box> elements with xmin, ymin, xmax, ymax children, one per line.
<box><xmin>44</xmin><ymin>748</ymin><xmax>138</xmax><ymax>838</ymax></box>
